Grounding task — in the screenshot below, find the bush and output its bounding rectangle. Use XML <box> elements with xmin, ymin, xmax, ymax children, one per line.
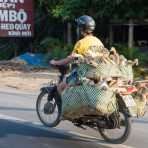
<box><xmin>39</xmin><ymin>37</ymin><xmax>63</xmax><ymax>52</ymax></box>
<box><xmin>0</xmin><ymin>40</ymin><xmax>19</xmax><ymax>60</ymax></box>
<box><xmin>43</xmin><ymin>43</ymin><xmax>73</xmax><ymax>63</ymax></box>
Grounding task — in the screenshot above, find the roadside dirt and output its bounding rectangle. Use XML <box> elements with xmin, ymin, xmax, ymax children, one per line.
<box><xmin>0</xmin><ymin>70</ymin><xmax>58</xmax><ymax>92</ymax></box>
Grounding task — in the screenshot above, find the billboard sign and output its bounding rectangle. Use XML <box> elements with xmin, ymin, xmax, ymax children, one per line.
<box><xmin>0</xmin><ymin>0</ymin><xmax>34</xmax><ymax>37</ymax></box>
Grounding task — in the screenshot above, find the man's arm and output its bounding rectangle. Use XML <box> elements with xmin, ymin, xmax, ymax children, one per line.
<box><xmin>50</xmin><ymin>54</ymin><xmax>74</xmax><ymax>66</ymax></box>
<box><xmin>50</xmin><ymin>40</ymin><xmax>82</xmax><ymax>66</ymax></box>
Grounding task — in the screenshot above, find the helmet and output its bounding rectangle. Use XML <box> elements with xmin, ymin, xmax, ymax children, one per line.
<box><xmin>76</xmin><ymin>15</ymin><xmax>96</xmax><ymax>34</ymax></box>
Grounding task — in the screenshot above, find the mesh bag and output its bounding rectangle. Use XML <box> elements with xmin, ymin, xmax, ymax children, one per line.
<box><xmin>61</xmin><ymin>83</ymin><xmax>117</xmax><ymax>120</ymax></box>
<box><xmin>135</xmin><ymin>98</ymin><xmax>146</xmax><ymax>117</ymax></box>
<box><xmin>129</xmin><ymin>88</ymin><xmax>147</xmax><ymax>117</ymax></box>
<box><xmin>86</xmin><ymin>63</ymin><xmax>122</xmax><ymax>79</ymax></box>
<box><xmin>76</xmin><ymin>62</ymin><xmax>122</xmax><ymax>81</ymax></box>
<box><xmin>119</xmin><ymin>64</ymin><xmax>133</xmax><ymax>82</ymax></box>
<box><xmin>128</xmin><ymin>96</ymin><xmax>147</xmax><ymax>117</ymax></box>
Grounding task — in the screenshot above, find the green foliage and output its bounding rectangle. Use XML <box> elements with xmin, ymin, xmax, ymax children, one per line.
<box><xmin>52</xmin><ymin>0</ymin><xmax>88</xmax><ymax>20</ymax></box>
<box><xmin>50</xmin><ymin>0</ymin><xmax>148</xmax><ymax>22</ymax></box>
<box><xmin>0</xmin><ymin>40</ymin><xmax>19</xmax><ymax>60</ymax></box>
<box><xmin>47</xmin><ymin>47</ymin><xmax>67</xmax><ymax>59</ymax></box>
<box><xmin>0</xmin><ymin>48</ymin><xmax>13</xmax><ymax>60</ymax></box>
<box><xmin>39</xmin><ymin>37</ymin><xmax>63</xmax><ymax>51</ymax></box>
<box><xmin>0</xmin><ymin>0</ymin><xmax>148</xmax><ymax>65</ymax></box>
<box><xmin>44</xmin><ymin>44</ymin><xmax>73</xmax><ymax>63</ymax></box>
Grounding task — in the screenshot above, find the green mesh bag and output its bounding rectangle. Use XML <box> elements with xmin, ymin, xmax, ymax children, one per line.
<box><xmin>61</xmin><ymin>83</ymin><xmax>117</xmax><ymax>120</ymax></box>
<box><xmin>129</xmin><ymin>88</ymin><xmax>147</xmax><ymax>117</ymax></box>
<box><xmin>119</xmin><ymin>64</ymin><xmax>133</xmax><ymax>82</ymax></box>
<box><xmin>76</xmin><ymin>62</ymin><xmax>122</xmax><ymax>81</ymax></box>
<box><xmin>86</xmin><ymin>63</ymin><xmax>122</xmax><ymax>79</ymax></box>
<box><xmin>135</xmin><ymin>98</ymin><xmax>146</xmax><ymax>117</ymax></box>
<box><xmin>128</xmin><ymin>97</ymin><xmax>146</xmax><ymax>117</ymax></box>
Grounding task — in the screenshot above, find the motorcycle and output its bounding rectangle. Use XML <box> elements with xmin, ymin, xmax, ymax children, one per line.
<box><xmin>36</xmin><ymin>63</ymin><xmax>139</xmax><ymax>144</ymax></box>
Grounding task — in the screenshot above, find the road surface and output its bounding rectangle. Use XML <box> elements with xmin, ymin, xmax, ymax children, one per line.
<box><xmin>0</xmin><ymin>86</ymin><xmax>147</xmax><ymax>148</ymax></box>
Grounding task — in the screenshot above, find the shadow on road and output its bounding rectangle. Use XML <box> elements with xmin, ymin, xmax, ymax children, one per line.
<box><xmin>0</xmin><ymin>119</ymin><xmax>108</xmax><ymax>148</ymax></box>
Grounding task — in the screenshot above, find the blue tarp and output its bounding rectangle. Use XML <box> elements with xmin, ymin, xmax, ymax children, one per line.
<box><xmin>18</xmin><ymin>53</ymin><xmax>47</xmax><ymax>67</ymax></box>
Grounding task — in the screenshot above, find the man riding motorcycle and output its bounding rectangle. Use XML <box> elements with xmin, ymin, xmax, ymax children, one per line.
<box><xmin>50</xmin><ymin>15</ymin><xmax>104</xmax><ymax>66</ymax></box>
<box><xmin>50</xmin><ymin>15</ymin><xmax>105</xmax><ymax>92</ymax></box>
<box><xmin>36</xmin><ymin>15</ymin><xmax>146</xmax><ymax>144</ymax></box>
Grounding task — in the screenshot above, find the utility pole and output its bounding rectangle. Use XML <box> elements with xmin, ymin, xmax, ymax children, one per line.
<box><xmin>109</xmin><ymin>25</ymin><xmax>114</xmax><ymax>46</ymax></box>
<box><xmin>67</xmin><ymin>22</ymin><xmax>72</xmax><ymax>45</ymax></box>
<box><xmin>128</xmin><ymin>19</ymin><xmax>134</xmax><ymax>48</ymax></box>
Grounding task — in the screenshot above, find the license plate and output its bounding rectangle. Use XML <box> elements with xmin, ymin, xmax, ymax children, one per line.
<box><xmin>123</xmin><ymin>95</ymin><xmax>136</xmax><ymax>107</ymax></box>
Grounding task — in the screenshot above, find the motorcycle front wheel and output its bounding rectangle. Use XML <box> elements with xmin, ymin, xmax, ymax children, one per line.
<box><xmin>36</xmin><ymin>91</ymin><xmax>61</xmax><ymax>127</ymax></box>
<box><xmin>98</xmin><ymin>111</ymin><xmax>131</xmax><ymax>144</ymax></box>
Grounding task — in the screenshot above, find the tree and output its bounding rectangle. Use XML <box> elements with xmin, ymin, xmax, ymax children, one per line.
<box><xmin>50</xmin><ymin>0</ymin><xmax>148</xmax><ymax>22</ymax></box>
<box><xmin>1</xmin><ymin>0</ymin><xmax>148</xmax><ymax>60</ymax></box>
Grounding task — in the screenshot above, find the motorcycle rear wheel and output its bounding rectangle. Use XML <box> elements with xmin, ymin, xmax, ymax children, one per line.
<box><xmin>36</xmin><ymin>91</ymin><xmax>61</xmax><ymax>127</ymax></box>
<box><xmin>98</xmin><ymin>111</ymin><xmax>131</xmax><ymax>144</ymax></box>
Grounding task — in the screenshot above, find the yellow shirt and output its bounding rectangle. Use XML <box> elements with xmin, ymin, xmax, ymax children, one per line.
<box><xmin>73</xmin><ymin>35</ymin><xmax>104</xmax><ymax>56</ymax></box>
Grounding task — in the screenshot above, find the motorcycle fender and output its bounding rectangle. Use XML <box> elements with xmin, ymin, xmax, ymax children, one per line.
<box><xmin>40</xmin><ymin>86</ymin><xmax>57</xmax><ymax>94</ymax></box>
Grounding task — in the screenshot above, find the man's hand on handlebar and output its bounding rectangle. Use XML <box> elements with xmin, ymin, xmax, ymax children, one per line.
<box><xmin>50</xmin><ymin>59</ymin><xmax>58</xmax><ymax>66</ymax></box>
<box><xmin>50</xmin><ymin>57</ymin><xmax>71</xmax><ymax>66</ymax></box>
<box><xmin>50</xmin><ymin>53</ymin><xmax>83</xmax><ymax>66</ymax></box>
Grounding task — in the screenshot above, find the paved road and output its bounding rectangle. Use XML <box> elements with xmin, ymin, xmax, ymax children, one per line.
<box><xmin>0</xmin><ymin>87</ymin><xmax>148</xmax><ymax>148</ymax></box>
